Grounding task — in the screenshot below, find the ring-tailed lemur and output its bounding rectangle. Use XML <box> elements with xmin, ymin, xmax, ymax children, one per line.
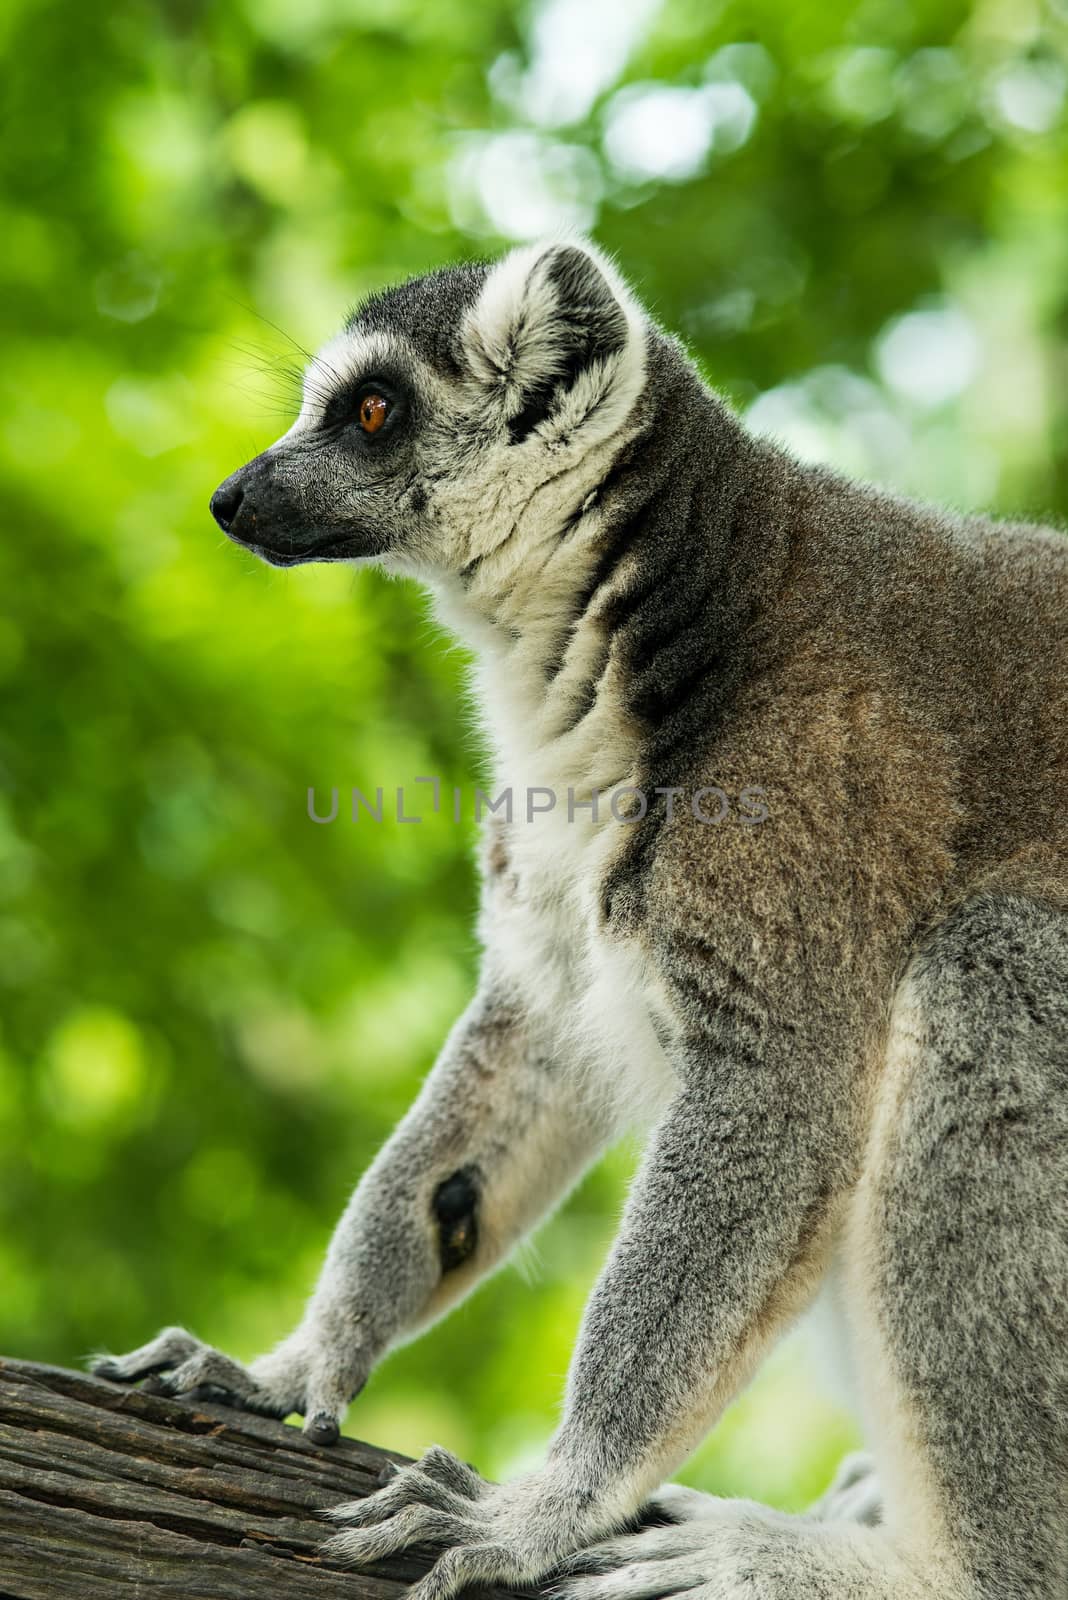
<box><xmin>94</xmin><ymin>240</ymin><xmax>1067</xmax><ymax>1600</ymax></box>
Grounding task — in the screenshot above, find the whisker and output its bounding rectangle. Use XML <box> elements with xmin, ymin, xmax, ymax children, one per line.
<box><xmin>224</xmin><ymin>295</ymin><xmax>316</xmax><ymax>365</ymax></box>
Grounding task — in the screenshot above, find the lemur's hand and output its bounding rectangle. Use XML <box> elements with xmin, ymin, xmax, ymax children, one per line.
<box><xmin>90</xmin><ymin>1321</ymin><xmax>370</xmax><ymax>1445</ymax></box>
<box><xmin>325</xmin><ymin>1447</ymin><xmax>609</xmax><ymax>1600</ymax></box>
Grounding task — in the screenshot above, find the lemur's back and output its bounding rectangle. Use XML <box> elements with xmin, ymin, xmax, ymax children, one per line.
<box><xmin>775</xmin><ymin>463</ymin><xmax>1067</xmax><ymax>881</ymax></box>
<box><xmin>600</xmin><ymin>388</ymin><xmax>1066</xmax><ymax>946</ymax></box>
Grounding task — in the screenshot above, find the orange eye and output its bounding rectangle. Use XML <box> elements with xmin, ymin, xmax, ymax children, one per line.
<box><xmin>359</xmin><ymin>393</ymin><xmax>389</xmax><ymax>434</ymax></box>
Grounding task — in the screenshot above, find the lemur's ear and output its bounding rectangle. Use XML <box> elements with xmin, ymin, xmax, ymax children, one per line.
<box><xmin>461</xmin><ymin>239</ymin><xmax>644</xmax><ymax>444</ymax></box>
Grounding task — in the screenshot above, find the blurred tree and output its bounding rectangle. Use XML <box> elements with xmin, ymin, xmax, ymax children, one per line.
<box><xmin>1</xmin><ymin>0</ymin><xmax>1065</xmax><ymax>1509</ymax></box>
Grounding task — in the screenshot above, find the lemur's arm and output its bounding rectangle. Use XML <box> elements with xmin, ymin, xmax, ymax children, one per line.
<box><xmin>92</xmin><ymin>981</ymin><xmax>620</xmax><ymax>1442</ymax></box>
<box><xmin>548</xmin><ymin>1019</ymin><xmax>854</xmax><ymax>1499</ymax></box>
<box><xmin>324</xmin><ymin>969</ymin><xmax>864</xmax><ymax>1595</ymax></box>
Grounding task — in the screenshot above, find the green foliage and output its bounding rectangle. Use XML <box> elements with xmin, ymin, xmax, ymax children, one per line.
<box><xmin>2</xmin><ymin>0</ymin><xmax>1065</xmax><ymax>1508</ymax></box>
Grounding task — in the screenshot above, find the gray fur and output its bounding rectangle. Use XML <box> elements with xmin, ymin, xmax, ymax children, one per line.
<box><xmin>98</xmin><ymin>239</ymin><xmax>1067</xmax><ymax>1599</ymax></box>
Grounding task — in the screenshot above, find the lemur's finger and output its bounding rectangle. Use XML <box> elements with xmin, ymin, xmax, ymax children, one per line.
<box><xmin>827</xmin><ymin>1452</ymin><xmax>876</xmax><ymax>1495</ymax></box>
<box><xmin>407</xmin><ymin>1542</ymin><xmax>514</xmax><ymax>1600</ymax></box>
<box><xmin>90</xmin><ymin>1325</ymin><xmax>203</xmax><ymax>1383</ymax></box>
<box><xmin>326</xmin><ymin>1466</ymin><xmax>475</xmax><ymax>1528</ymax></box>
<box><xmin>140</xmin><ymin>1347</ymin><xmax>260</xmax><ymax>1402</ymax></box>
<box><xmin>637</xmin><ymin>1483</ymin><xmax>719</xmax><ymax>1526</ymax></box>
<box><xmin>551</xmin><ymin>1552</ymin><xmax>709</xmax><ymax>1600</ymax></box>
<box><xmin>554</xmin><ymin>1526</ymin><xmax>694</xmax><ymax>1576</ymax></box>
<box><xmin>812</xmin><ymin>1472</ymin><xmax>883</xmax><ymax>1528</ymax></box>
<box><xmin>302</xmin><ymin>1360</ymin><xmax>366</xmax><ymax>1445</ymax></box>
<box><xmin>324</xmin><ymin>1504</ymin><xmax>478</xmax><ymax>1565</ymax></box>
<box><xmin>412</xmin><ymin>1444</ymin><xmax>484</xmax><ymax>1499</ymax></box>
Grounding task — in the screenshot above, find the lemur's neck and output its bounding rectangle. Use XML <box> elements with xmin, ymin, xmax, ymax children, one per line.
<box><xmin>431</xmin><ymin>341</ymin><xmax>791</xmax><ymax>796</ymax></box>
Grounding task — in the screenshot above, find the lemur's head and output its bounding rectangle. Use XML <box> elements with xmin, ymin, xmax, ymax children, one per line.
<box><xmin>210</xmin><ymin>239</ymin><xmax>648</xmax><ymax>576</ymax></box>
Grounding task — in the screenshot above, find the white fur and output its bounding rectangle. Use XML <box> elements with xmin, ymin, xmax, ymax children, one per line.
<box><xmin>279</xmin><ymin>329</ymin><xmax>409</xmax><ymax>443</ymax></box>
<box><xmin>434</xmin><ymin>243</ymin><xmax>674</xmax><ymax>1132</ymax></box>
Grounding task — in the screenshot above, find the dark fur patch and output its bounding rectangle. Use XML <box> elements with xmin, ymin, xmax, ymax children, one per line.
<box><xmin>349</xmin><ymin>262</ymin><xmax>490</xmax><ymax>375</ymax></box>
<box><xmin>432</xmin><ymin>1166</ymin><xmax>481</xmax><ymax>1271</ymax></box>
<box><xmin>508</xmin><ymin>247</ymin><xmax>629</xmax><ymax>445</ymax></box>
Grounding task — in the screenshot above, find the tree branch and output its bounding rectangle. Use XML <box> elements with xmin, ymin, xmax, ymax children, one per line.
<box><xmin>0</xmin><ymin>1356</ymin><xmax>510</xmax><ymax>1599</ymax></box>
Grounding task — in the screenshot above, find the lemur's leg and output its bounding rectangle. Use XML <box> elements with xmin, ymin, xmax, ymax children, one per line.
<box><xmin>92</xmin><ymin>982</ymin><xmax>619</xmax><ymax>1442</ymax></box>
<box><xmin>542</xmin><ymin>887</ymin><xmax>1068</xmax><ymax>1599</ymax></box>
<box><xmin>323</xmin><ymin>920</ymin><xmax>876</xmax><ymax>1593</ymax></box>
<box><xmin>845</xmin><ymin>887</ymin><xmax>1068</xmax><ymax>1597</ymax></box>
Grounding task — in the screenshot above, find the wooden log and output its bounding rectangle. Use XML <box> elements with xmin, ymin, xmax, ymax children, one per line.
<box><xmin>0</xmin><ymin>1356</ymin><xmax>511</xmax><ymax>1600</ymax></box>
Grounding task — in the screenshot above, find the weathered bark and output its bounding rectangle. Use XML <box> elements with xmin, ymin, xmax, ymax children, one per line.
<box><xmin>0</xmin><ymin>1357</ymin><xmax>510</xmax><ymax>1600</ymax></box>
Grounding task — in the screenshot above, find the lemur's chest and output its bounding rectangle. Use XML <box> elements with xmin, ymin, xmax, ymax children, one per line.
<box><xmin>493</xmin><ymin>835</ymin><xmax>678</xmax><ymax>1121</ymax></box>
<box><xmin>481</xmin><ymin>666</ymin><xmax>678</xmax><ymax>1119</ymax></box>
<box><xmin>481</xmin><ymin>641</ymin><xmax>635</xmax><ymax>934</ymax></box>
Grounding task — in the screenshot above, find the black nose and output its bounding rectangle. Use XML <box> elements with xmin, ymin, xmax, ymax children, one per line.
<box><xmin>210</xmin><ymin>476</ymin><xmax>245</xmax><ymax>533</ymax></box>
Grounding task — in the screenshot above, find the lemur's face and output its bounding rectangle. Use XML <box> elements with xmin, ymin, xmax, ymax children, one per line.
<box><xmin>210</xmin><ymin>240</ymin><xmax>647</xmax><ymax>575</ymax></box>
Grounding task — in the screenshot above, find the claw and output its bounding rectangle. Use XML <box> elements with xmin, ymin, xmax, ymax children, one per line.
<box><xmin>306</xmin><ymin>1412</ymin><xmax>340</xmax><ymax>1446</ymax></box>
<box><xmin>89</xmin><ymin>1326</ymin><xmax>318</xmax><ymax>1428</ymax></box>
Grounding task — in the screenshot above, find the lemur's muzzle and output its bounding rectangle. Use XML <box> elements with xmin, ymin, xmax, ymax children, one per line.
<box><xmin>209</xmin><ymin>453</ymin><xmax>301</xmax><ymax>565</ymax></box>
<box><xmin>209</xmin><ymin>452</ymin><xmax>354</xmax><ymax>567</ymax></box>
